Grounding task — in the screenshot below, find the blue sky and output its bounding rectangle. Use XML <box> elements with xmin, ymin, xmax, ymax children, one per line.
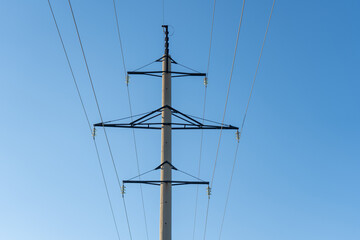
<box><xmin>0</xmin><ymin>0</ymin><xmax>359</xmax><ymax>240</ymax></box>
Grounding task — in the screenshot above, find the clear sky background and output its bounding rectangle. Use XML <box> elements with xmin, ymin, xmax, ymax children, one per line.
<box><xmin>0</xmin><ymin>0</ymin><xmax>359</xmax><ymax>240</ymax></box>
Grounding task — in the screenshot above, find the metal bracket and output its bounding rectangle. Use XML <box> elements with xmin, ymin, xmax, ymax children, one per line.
<box><xmin>127</xmin><ymin>44</ymin><xmax>206</xmax><ymax>78</ymax></box>
<box><xmin>154</xmin><ymin>161</ymin><xmax>178</xmax><ymax>170</ymax></box>
<box><xmin>94</xmin><ymin>105</ymin><xmax>239</xmax><ymax>130</ymax></box>
<box><xmin>127</xmin><ymin>70</ymin><xmax>206</xmax><ymax>78</ymax></box>
<box><xmin>122</xmin><ymin>180</ymin><xmax>209</xmax><ymax>186</ymax></box>
<box><xmin>122</xmin><ymin>162</ymin><xmax>209</xmax><ymax>187</ymax></box>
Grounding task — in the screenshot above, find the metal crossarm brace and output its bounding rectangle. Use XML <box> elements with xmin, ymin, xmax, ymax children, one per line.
<box><xmin>94</xmin><ymin>123</ymin><xmax>238</xmax><ymax>130</ymax></box>
<box><xmin>127</xmin><ymin>71</ymin><xmax>206</xmax><ymax>78</ymax></box>
<box><xmin>122</xmin><ymin>180</ymin><xmax>209</xmax><ymax>186</ymax></box>
<box><xmin>155</xmin><ymin>55</ymin><xmax>177</xmax><ymax>64</ymax></box>
<box><xmin>93</xmin><ymin>105</ymin><xmax>239</xmax><ymax>130</ymax></box>
<box><xmin>122</xmin><ymin>161</ymin><xmax>209</xmax><ymax>186</ymax></box>
<box><xmin>127</xmin><ymin>47</ymin><xmax>206</xmax><ymax>79</ymax></box>
<box><xmin>155</xmin><ymin>161</ymin><xmax>178</xmax><ymax>170</ymax></box>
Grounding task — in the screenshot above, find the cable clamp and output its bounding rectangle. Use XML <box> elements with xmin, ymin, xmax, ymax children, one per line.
<box><xmin>236</xmin><ymin>130</ymin><xmax>241</xmax><ymax>142</ymax></box>
<box><xmin>204</xmin><ymin>76</ymin><xmax>208</xmax><ymax>86</ymax></box>
<box><xmin>125</xmin><ymin>75</ymin><xmax>130</xmax><ymax>85</ymax></box>
<box><xmin>207</xmin><ymin>186</ymin><xmax>212</xmax><ymax>199</ymax></box>
<box><xmin>92</xmin><ymin>127</ymin><xmax>96</xmax><ymax>139</ymax></box>
<box><xmin>121</xmin><ymin>184</ymin><xmax>126</xmax><ymax>197</ymax></box>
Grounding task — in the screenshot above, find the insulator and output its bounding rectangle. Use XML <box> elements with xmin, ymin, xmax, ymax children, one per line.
<box><xmin>236</xmin><ymin>130</ymin><xmax>241</xmax><ymax>142</ymax></box>
<box><xmin>204</xmin><ymin>76</ymin><xmax>208</xmax><ymax>86</ymax></box>
<box><xmin>92</xmin><ymin>127</ymin><xmax>96</xmax><ymax>138</ymax></box>
<box><xmin>207</xmin><ymin>186</ymin><xmax>211</xmax><ymax>199</ymax></box>
<box><xmin>121</xmin><ymin>184</ymin><xmax>126</xmax><ymax>197</ymax></box>
<box><xmin>125</xmin><ymin>75</ymin><xmax>130</xmax><ymax>85</ymax></box>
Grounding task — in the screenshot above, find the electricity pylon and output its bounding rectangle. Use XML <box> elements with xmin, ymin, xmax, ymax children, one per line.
<box><xmin>94</xmin><ymin>25</ymin><xmax>238</xmax><ymax>240</ymax></box>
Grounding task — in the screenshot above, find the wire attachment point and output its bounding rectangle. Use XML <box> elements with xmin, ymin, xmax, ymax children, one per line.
<box><xmin>125</xmin><ymin>75</ymin><xmax>130</xmax><ymax>85</ymax></box>
<box><xmin>204</xmin><ymin>76</ymin><xmax>208</xmax><ymax>87</ymax></box>
<box><xmin>92</xmin><ymin>127</ymin><xmax>96</xmax><ymax>139</ymax></box>
<box><xmin>121</xmin><ymin>184</ymin><xmax>126</xmax><ymax>197</ymax></box>
<box><xmin>207</xmin><ymin>186</ymin><xmax>212</xmax><ymax>199</ymax></box>
<box><xmin>236</xmin><ymin>130</ymin><xmax>240</xmax><ymax>142</ymax></box>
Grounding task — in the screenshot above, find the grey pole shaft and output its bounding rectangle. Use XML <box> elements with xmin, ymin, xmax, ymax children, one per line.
<box><xmin>160</xmin><ymin>52</ymin><xmax>172</xmax><ymax>240</ymax></box>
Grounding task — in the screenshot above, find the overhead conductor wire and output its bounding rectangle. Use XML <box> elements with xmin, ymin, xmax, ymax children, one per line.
<box><xmin>162</xmin><ymin>0</ymin><xmax>165</xmax><ymax>25</ymax></box>
<box><xmin>47</xmin><ymin>1</ymin><xmax>121</xmax><ymax>239</ymax></box>
<box><xmin>218</xmin><ymin>1</ymin><xmax>276</xmax><ymax>239</ymax></box>
<box><xmin>192</xmin><ymin>0</ymin><xmax>216</xmax><ymax>240</ymax></box>
<box><xmin>203</xmin><ymin>1</ymin><xmax>246</xmax><ymax>240</ymax></box>
<box><xmin>67</xmin><ymin>0</ymin><xmax>133</xmax><ymax>239</ymax></box>
<box><xmin>112</xmin><ymin>1</ymin><xmax>150</xmax><ymax>240</ymax></box>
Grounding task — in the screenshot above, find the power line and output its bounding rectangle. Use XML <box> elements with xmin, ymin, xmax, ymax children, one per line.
<box><xmin>162</xmin><ymin>0</ymin><xmax>165</xmax><ymax>25</ymax></box>
<box><xmin>203</xmin><ymin>1</ymin><xmax>246</xmax><ymax>239</ymax></box>
<box><xmin>218</xmin><ymin>143</ymin><xmax>239</xmax><ymax>240</ymax></box>
<box><xmin>192</xmin><ymin>87</ymin><xmax>207</xmax><ymax>240</ymax></box>
<box><xmin>126</xmin><ymin>86</ymin><xmax>150</xmax><ymax>240</ymax></box>
<box><xmin>47</xmin><ymin>1</ymin><xmax>121</xmax><ymax>239</ymax></box>
<box><xmin>112</xmin><ymin>0</ymin><xmax>127</xmax><ymax>79</ymax></box>
<box><xmin>206</xmin><ymin>0</ymin><xmax>217</xmax><ymax>76</ymax></box>
<box><xmin>192</xmin><ymin>0</ymin><xmax>216</xmax><ymax>239</ymax></box>
<box><xmin>67</xmin><ymin>0</ymin><xmax>133</xmax><ymax>238</ymax></box>
<box><xmin>218</xmin><ymin>1</ymin><xmax>276</xmax><ymax>239</ymax></box>
<box><xmin>210</xmin><ymin>0</ymin><xmax>245</xmax><ymax>189</ymax></box>
<box><xmin>93</xmin><ymin>139</ymin><xmax>122</xmax><ymax>240</ymax></box>
<box><xmin>112</xmin><ymin>1</ymin><xmax>150</xmax><ymax>239</ymax></box>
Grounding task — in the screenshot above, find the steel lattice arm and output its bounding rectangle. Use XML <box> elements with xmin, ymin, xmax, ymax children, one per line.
<box><xmin>127</xmin><ymin>70</ymin><xmax>206</xmax><ymax>78</ymax></box>
<box><xmin>94</xmin><ymin>105</ymin><xmax>239</xmax><ymax>130</ymax></box>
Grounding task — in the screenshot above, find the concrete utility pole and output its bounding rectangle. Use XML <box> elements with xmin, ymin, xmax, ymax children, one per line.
<box><xmin>160</xmin><ymin>25</ymin><xmax>172</xmax><ymax>240</ymax></box>
<box><xmin>94</xmin><ymin>24</ymin><xmax>238</xmax><ymax>240</ymax></box>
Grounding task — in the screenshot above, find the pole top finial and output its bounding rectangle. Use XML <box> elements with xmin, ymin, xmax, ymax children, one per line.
<box><xmin>162</xmin><ymin>25</ymin><xmax>169</xmax><ymax>56</ymax></box>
